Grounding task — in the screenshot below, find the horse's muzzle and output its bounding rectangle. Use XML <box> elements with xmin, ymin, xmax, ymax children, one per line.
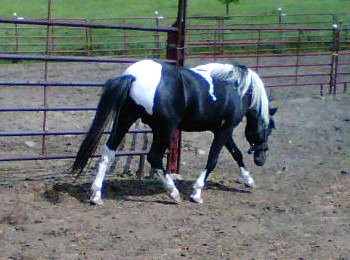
<box><xmin>253</xmin><ymin>150</ymin><xmax>266</xmax><ymax>166</ymax></box>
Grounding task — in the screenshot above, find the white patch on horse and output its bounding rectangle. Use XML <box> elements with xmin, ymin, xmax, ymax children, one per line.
<box><xmin>190</xmin><ymin>170</ymin><xmax>207</xmax><ymax>203</ymax></box>
<box><xmin>193</xmin><ymin>64</ymin><xmax>269</xmax><ymax>126</ymax></box>
<box><xmin>238</xmin><ymin>167</ymin><xmax>256</xmax><ymax>188</ymax></box>
<box><xmin>156</xmin><ymin>170</ymin><xmax>181</xmax><ymax>203</ymax></box>
<box><xmin>123</xmin><ymin>60</ymin><xmax>162</xmax><ymax>115</ymax></box>
<box><xmin>190</xmin><ymin>67</ymin><xmax>217</xmax><ymax>101</ymax></box>
<box><xmin>90</xmin><ymin>145</ymin><xmax>115</xmax><ymax>204</ymax></box>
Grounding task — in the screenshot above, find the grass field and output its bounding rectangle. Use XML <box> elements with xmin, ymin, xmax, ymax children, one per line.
<box><xmin>0</xmin><ymin>0</ymin><xmax>349</xmax><ymax>21</ymax></box>
<box><xmin>0</xmin><ymin>0</ymin><xmax>348</xmax><ymax>57</ymax></box>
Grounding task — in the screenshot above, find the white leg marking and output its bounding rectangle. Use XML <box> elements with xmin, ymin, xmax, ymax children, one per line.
<box><xmin>238</xmin><ymin>167</ymin><xmax>256</xmax><ymax>188</ymax></box>
<box><xmin>90</xmin><ymin>145</ymin><xmax>116</xmax><ymax>204</ymax></box>
<box><xmin>190</xmin><ymin>170</ymin><xmax>207</xmax><ymax>203</ymax></box>
<box><xmin>156</xmin><ymin>170</ymin><xmax>181</xmax><ymax>203</ymax></box>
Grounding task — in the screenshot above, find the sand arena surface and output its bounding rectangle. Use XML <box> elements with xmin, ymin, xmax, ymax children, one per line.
<box><xmin>0</xmin><ymin>59</ymin><xmax>349</xmax><ymax>259</ymax></box>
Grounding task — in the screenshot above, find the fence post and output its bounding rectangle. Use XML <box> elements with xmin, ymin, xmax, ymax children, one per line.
<box><xmin>256</xmin><ymin>29</ymin><xmax>262</xmax><ymax>72</ymax></box>
<box><xmin>122</xmin><ymin>18</ymin><xmax>127</xmax><ymax>57</ymax></box>
<box><xmin>166</xmin><ymin>0</ymin><xmax>187</xmax><ymax>174</ymax></box>
<box><xmin>154</xmin><ymin>12</ymin><xmax>161</xmax><ymax>58</ymax></box>
<box><xmin>295</xmin><ymin>29</ymin><xmax>302</xmax><ymax>85</ymax></box>
<box><xmin>219</xmin><ymin>17</ymin><xmax>224</xmax><ymax>56</ymax></box>
<box><xmin>14</xmin><ymin>23</ymin><xmax>19</xmax><ymax>54</ymax></box>
<box><xmin>277</xmin><ymin>8</ymin><xmax>283</xmax><ymax>26</ymax></box>
<box><xmin>320</xmin><ymin>83</ymin><xmax>324</xmax><ymax>97</ymax></box>
<box><xmin>41</xmin><ymin>0</ymin><xmax>52</xmax><ymax>155</ymax></box>
<box><xmin>329</xmin><ymin>23</ymin><xmax>340</xmax><ymax>95</ymax></box>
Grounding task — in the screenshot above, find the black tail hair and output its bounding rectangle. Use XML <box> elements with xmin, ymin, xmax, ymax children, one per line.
<box><xmin>71</xmin><ymin>74</ymin><xmax>135</xmax><ymax>175</ymax></box>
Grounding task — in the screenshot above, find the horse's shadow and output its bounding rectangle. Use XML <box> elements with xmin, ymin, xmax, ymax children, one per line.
<box><xmin>42</xmin><ymin>178</ymin><xmax>250</xmax><ymax>205</ymax></box>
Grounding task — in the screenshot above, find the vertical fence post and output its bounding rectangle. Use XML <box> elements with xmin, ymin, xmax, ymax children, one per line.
<box><xmin>154</xmin><ymin>13</ymin><xmax>161</xmax><ymax>58</ymax></box>
<box><xmin>329</xmin><ymin>23</ymin><xmax>340</xmax><ymax>95</ymax></box>
<box><xmin>320</xmin><ymin>83</ymin><xmax>324</xmax><ymax>97</ymax></box>
<box><xmin>332</xmin><ymin>24</ymin><xmax>340</xmax><ymax>95</ymax></box>
<box><xmin>122</xmin><ymin>18</ymin><xmax>127</xmax><ymax>57</ymax></box>
<box><xmin>256</xmin><ymin>29</ymin><xmax>262</xmax><ymax>72</ymax></box>
<box><xmin>213</xmin><ymin>23</ymin><xmax>217</xmax><ymax>60</ymax></box>
<box><xmin>89</xmin><ymin>27</ymin><xmax>93</xmax><ymax>56</ymax></box>
<box><xmin>85</xmin><ymin>28</ymin><xmax>90</xmax><ymax>56</ymax></box>
<box><xmin>42</xmin><ymin>0</ymin><xmax>52</xmax><ymax>155</ymax></box>
<box><xmin>219</xmin><ymin>18</ymin><xmax>224</xmax><ymax>56</ymax></box>
<box><xmin>50</xmin><ymin>25</ymin><xmax>55</xmax><ymax>54</ymax></box>
<box><xmin>295</xmin><ymin>29</ymin><xmax>302</xmax><ymax>85</ymax></box>
<box><xmin>14</xmin><ymin>23</ymin><xmax>19</xmax><ymax>53</ymax></box>
<box><xmin>85</xmin><ymin>20</ymin><xmax>93</xmax><ymax>56</ymax></box>
<box><xmin>166</xmin><ymin>0</ymin><xmax>187</xmax><ymax>174</ymax></box>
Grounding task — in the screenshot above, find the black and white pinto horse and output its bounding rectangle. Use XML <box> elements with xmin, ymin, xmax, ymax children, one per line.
<box><xmin>72</xmin><ymin>60</ymin><xmax>277</xmax><ymax>204</ymax></box>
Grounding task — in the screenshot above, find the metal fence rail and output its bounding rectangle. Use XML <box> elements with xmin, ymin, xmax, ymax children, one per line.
<box><xmin>0</xmin><ymin>8</ymin><xmax>187</xmax><ymax>176</ymax></box>
<box><xmin>1</xmin><ymin>13</ymin><xmax>349</xmax><ymax>56</ymax></box>
<box><xmin>0</xmin><ymin>11</ymin><xmax>349</xmax><ymax>175</ymax></box>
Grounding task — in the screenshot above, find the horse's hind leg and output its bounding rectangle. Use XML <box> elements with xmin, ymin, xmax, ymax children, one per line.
<box><xmin>90</xmin><ymin>108</ymin><xmax>138</xmax><ymax>205</ymax></box>
<box><xmin>147</xmin><ymin>124</ymin><xmax>181</xmax><ymax>203</ymax></box>
<box><xmin>225</xmin><ymin>137</ymin><xmax>256</xmax><ymax>188</ymax></box>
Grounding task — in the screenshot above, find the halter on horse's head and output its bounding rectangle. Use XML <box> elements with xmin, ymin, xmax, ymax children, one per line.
<box><xmin>237</xmin><ymin>67</ymin><xmax>277</xmax><ymax>166</ymax></box>
<box><xmin>245</xmin><ymin>107</ymin><xmax>277</xmax><ymax>166</ymax></box>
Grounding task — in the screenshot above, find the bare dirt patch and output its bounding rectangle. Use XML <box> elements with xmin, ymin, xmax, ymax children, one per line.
<box><xmin>0</xmin><ymin>60</ymin><xmax>349</xmax><ymax>259</ymax></box>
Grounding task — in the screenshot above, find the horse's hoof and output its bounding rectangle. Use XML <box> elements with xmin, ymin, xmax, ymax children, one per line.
<box><xmin>245</xmin><ymin>178</ymin><xmax>257</xmax><ymax>188</ymax></box>
<box><xmin>190</xmin><ymin>195</ymin><xmax>203</xmax><ymax>204</ymax></box>
<box><xmin>90</xmin><ymin>199</ymin><xmax>104</xmax><ymax>205</ymax></box>
<box><xmin>238</xmin><ymin>177</ymin><xmax>256</xmax><ymax>189</ymax></box>
<box><xmin>244</xmin><ymin>182</ymin><xmax>257</xmax><ymax>189</ymax></box>
<box><xmin>169</xmin><ymin>190</ymin><xmax>182</xmax><ymax>203</ymax></box>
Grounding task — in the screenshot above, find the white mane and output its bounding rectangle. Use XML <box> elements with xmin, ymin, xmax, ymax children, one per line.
<box><xmin>248</xmin><ymin>69</ymin><xmax>269</xmax><ymax>127</ymax></box>
<box><xmin>193</xmin><ymin>63</ymin><xmax>270</xmax><ymax>127</ymax></box>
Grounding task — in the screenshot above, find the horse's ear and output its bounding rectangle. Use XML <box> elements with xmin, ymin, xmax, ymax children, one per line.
<box><xmin>269</xmin><ymin>107</ymin><xmax>278</xmax><ymax>116</ymax></box>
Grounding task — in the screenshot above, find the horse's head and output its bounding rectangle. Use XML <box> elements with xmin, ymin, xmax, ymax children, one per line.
<box><xmin>245</xmin><ymin>107</ymin><xmax>277</xmax><ymax>166</ymax></box>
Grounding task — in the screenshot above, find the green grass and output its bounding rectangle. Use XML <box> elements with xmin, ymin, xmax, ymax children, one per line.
<box><xmin>0</xmin><ymin>0</ymin><xmax>348</xmax><ymax>57</ymax></box>
<box><xmin>0</xmin><ymin>0</ymin><xmax>349</xmax><ymax>21</ymax></box>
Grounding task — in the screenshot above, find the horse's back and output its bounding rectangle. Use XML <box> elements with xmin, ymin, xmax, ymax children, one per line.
<box><xmin>123</xmin><ymin>60</ymin><xmax>184</xmax><ymax>120</ymax></box>
<box><xmin>123</xmin><ymin>60</ymin><xmax>163</xmax><ymax>115</ymax></box>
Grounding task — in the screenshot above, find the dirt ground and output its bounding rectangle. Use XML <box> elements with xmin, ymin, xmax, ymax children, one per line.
<box><xmin>0</xmin><ymin>58</ymin><xmax>349</xmax><ymax>259</ymax></box>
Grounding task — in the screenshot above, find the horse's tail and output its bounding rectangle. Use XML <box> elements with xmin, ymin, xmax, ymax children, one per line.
<box><xmin>71</xmin><ymin>74</ymin><xmax>135</xmax><ymax>175</ymax></box>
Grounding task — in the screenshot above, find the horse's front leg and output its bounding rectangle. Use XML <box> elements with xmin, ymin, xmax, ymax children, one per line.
<box><xmin>225</xmin><ymin>137</ymin><xmax>256</xmax><ymax>188</ymax></box>
<box><xmin>191</xmin><ymin>128</ymin><xmax>232</xmax><ymax>203</ymax></box>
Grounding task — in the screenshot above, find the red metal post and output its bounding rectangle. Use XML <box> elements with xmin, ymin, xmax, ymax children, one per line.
<box><xmin>154</xmin><ymin>15</ymin><xmax>161</xmax><ymax>57</ymax></box>
<box><xmin>332</xmin><ymin>25</ymin><xmax>340</xmax><ymax>95</ymax></box>
<box><xmin>14</xmin><ymin>23</ymin><xmax>19</xmax><ymax>53</ymax></box>
<box><xmin>42</xmin><ymin>0</ymin><xmax>52</xmax><ymax>155</ymax></box>
<box><xmin>329</xmin><ymin>24</ymin><xmax>340</xmax><ymax>95</ymax></box>
<box><xmin>166</xmin><ymin>0</ymin><xmax>187</xmax><ymax>173</ymax></box>
<box><xmin>295</xmin><ymin>29</ymin><xmax>302</xmax><ymax>84</ymax></box>
<box><xmin>255</xmin><ymin>29</ymin><xmax>262</xmax><ymax>72</ymax></box>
